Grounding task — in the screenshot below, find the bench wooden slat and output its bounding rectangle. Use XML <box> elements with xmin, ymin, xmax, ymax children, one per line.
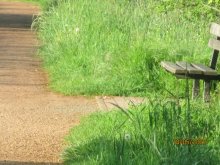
<box><xmin>208</xmin><ymin>39</ymin><xmax>220</xmax><ymax>51</ymax></box>
<box><xmin>161</xmin><ymin>61</ymin><xmax>187</xmax><ymax>74</ymax></box>
<box><xmin>210</xmin><ymin>22</ymin><xmax>220</xmax><ymax>37</ymax></box>
<box><xmin>176</xmin><ymin>61</ymin><xmax>203</xmax><ymax>74</ymax></box>
<box><xmin>191</xmin><ymin>63</ymin><xmax>217</xmax><ymax>75</ymax></box>
<box><xmin>160</xmin><ymin>23</ymin><xmax>220</xmax><ymax>102</ymax></box>
<box><xmin>175</xmin><ymin>74</ymin><xmax>220</xmax><ymax>80</ymax></box>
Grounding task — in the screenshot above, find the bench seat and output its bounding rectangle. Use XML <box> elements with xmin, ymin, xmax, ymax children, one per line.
<box><xmin>161</xmin><ymin>61</ymin><xmax>219</xmax><ymax>79</ymax></box>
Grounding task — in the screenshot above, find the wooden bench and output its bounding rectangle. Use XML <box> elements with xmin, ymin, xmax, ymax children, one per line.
<box><xmin>161</xmin><ymin>23</ymin><xmax>220</xmax><ymax>102</ymax></box>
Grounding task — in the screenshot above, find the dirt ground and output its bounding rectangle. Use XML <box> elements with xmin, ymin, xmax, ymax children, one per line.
<box><xmin>0</xmin><ymin>1</ymin><xmax>98</xmax><ymax>163</ymax></box>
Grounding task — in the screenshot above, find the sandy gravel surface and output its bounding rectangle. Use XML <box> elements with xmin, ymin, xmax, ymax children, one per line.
<box><xmin>0</xmin><ymin>1</ymin><xmax>98</xmax><ymax>163</ymax></box>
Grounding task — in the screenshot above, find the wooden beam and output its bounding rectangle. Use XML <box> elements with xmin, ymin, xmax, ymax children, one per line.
<box><xmin>176</xmin><ymin>61</ymin><xmax>202</xmax><ymax>74</ymax></box>
<box><xmin>210</xmin><ymin>22</ymin><xmax>220</xmax><ymax>37</ymax></box>
<box><xmin>161</xmin><ymin>61</ymin><xmax>187</xmax><ymax>74</ymax></box>
<box><xmin>209</xmin><ymin>36</ymin><xmax>220</xmax><ymax>70</ymax></box>
<box><xmin>191</xmin><ymin>63</ymin><xmax>217</xmax><ymax>75</ymax></box>
<box><xmin>208</xmin><ymin>39</ymin><xmax>220</xmax><ymax>51</ymax></box>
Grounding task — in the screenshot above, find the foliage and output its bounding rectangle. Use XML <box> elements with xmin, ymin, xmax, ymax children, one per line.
<box><xmin>62</xmin><ymin>77</ymin><xmax>220</xmax><ymax>164</ymax></box>
<box><xmin>13</xmin><ymin>1</ymin><xmax>220</xmax><ymax>164</ymax></box>
<box><xmin>156</xmin><ymin>0</ymin><xmax>220</xmax><ymax>20</ymax></box>
<box><xmin>11</xmin><ymin>0</ymin><xmax>47</xmax><ymax>7</ymax></box>
<box><xmin>62</xmin><ymin>97</ymin><xmax>220</xmax><ymax>164</ymax></box>
<box><xmin>36</xmin><ymin>0</ymin><xmax>220</xmax><ymax>96</ymax></box>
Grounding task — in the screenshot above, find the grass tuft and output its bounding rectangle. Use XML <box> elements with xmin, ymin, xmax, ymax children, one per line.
<box><xmin>36</xmin><ymin>0</ymin><xmax>217</xmax><ymax>96</ymax></box>
<box><xmin>62</xmin><ymin>99</ymin><xmax>220</xmax><ymax>164</ymax></box>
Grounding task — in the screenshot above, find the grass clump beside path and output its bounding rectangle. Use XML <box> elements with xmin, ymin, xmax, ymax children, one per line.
<box><xmin>8</xmin><ymin>0</ymin><xmax>45</xmax><ymax>6</ymax></box>
<box><xmin>37</xmin><ymin>0</ymin><xmax>219</xmax><ymax>96</ymax></box>
<box><xmin>62</xmin><ymin>98</ymin><xmax>220</xmax><ymax>165</ymax></box>
<box><xmin>11</xmin><ymin>0</ymin><xmax>53</xmax><ymax>9</ymax></box>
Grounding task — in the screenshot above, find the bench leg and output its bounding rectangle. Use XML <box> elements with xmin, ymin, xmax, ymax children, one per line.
<box><xmin>204</xmin><ymin>80</ymin><xmax>211</xmax><ymax>102</ymax></box>
<box><xmin>212</xmin><ymin>81</ymin><xmax>217</xmax><ymax>91</ymax></box>
<box><xmin>192</xmin><ymin>80</ymin><xmax>200</xmax><ymax>99</ymax></box>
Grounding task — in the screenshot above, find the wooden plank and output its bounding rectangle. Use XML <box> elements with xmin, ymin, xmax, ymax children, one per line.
<box><xmin>210</xmin><ymin>22</ymin><xmax>220</xmax><ymax>37</ymax></box>
<box><xmin>161</xmin><ymin>61</ymin><xmax>187</xmax><ymax>74</ymax></box>
<box><xmin>191</xmin><ymin>63</ymin><xmax>217</xmax><ymax>75</ymax></box>
<box><xmin>176</xmin><ymin>61</ymin><xmax>203</xmax><ymax>74</ymax></box>
<box><xmin>208</xmin><ymin>39</ymin><xmax>220</xmax><ymax>51</ymax></box>
<box><xmin>210</xmin><ymin>49</ymin><xmax>219</xmax><ymax>69</ymax></box>
<box><xmin>175</xmin><ymin>74</ymin><xmax>220</xmax><ymax>80</ymax></box>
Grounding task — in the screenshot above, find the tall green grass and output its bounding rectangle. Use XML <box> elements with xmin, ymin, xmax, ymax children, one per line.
<box><xmin>62</xmin><ymin>76</ymin><xmax>220</xmax><ymax>164</ymax></box>
<box><xmin>62</xmin><ymin>98</ymin><xmax>220</xmax><ymax>164</ymax></box>
<box><xmin>37</xmin><ymin>0</ymin><xmax>217</xmax><ymax>96</ymax></box>
<box><xmin>9</xmin><ymin>0</ymin><xmax>46</xmax><ymax>6</ymax></box>
<box><xmin>11</xmin><ymin>0</ymin><xmax>56</xmax><ymax>9</ymax></box>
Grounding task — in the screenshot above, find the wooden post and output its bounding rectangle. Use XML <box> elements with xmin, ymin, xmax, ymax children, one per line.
<box><xmin>192</xmin><ymin>79</ymin><xmax>200</xmax><ymax>99</ymax></box>
<box><xmin>209</xmin><ymin>36</ymin><xmax>220</xmax><ymax>91</ymax></box>
<box><xmin>204</xmin><ymin>80</ymin><xmax>211</xmax><ymax>102</ymax></box>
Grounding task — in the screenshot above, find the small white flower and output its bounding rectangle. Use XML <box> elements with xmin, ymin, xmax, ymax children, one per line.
<box><xmin>124</xmin><ymin>133</ymin><xmax>131</xmax><ymax>141</ymax></box>
<box><xmin>75</xmin><ymin>27</ymin><xmax>80</xmax><ymax>33</ymax></box>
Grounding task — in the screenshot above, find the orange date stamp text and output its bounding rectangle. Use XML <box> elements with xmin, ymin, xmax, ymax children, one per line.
<box><xmin>174</xmin><ymin>138</ymin><xmax>207</xmax><ymax>145</ymax></box>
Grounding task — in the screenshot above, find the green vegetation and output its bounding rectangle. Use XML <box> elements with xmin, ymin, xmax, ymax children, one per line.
<box><xmin>32</xmin><ymin>0</ymin><xmax>220</xmax><ymax>164</ymax></box>
<box><xmin>37</xmin><ymin>0</ymin><xmax>219</xmax><ymax>96</ymax></box>
<box><xmin>63</xmin><ymin>97</ymin><xmax>220</xmax><ymax>164</ymax></box>
<box><xmin>9</xmin><ymin>0</ymin><xmax>44</xmax><ymax>6</ymax></box>
<box><xmin>11</xmin><ymin>0</ymin><xmax>50</xmax><ymax>8</ymax></box>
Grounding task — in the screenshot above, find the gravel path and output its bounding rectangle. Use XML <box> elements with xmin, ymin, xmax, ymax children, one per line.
<box><xmin>0</xmin><ymin>2</ymin><xmax>98</xmax><ymax>163</ymax></box>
